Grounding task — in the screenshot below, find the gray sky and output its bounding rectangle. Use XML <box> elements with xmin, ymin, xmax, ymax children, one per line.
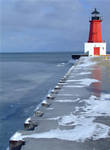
<box><xmin>0</xmin><ymin>0</ymin><xmax>110</xmax><ymax>52</ymax></box>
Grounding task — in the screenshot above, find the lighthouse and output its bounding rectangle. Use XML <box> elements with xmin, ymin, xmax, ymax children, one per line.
<box><xmin>84</xmin><ymin>8</ymin><xmax>106</xmax><ymax>56</ymax></box>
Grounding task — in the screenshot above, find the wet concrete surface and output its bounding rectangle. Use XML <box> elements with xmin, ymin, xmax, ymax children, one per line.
<box><xmin>21</xmin><ymin>138</ymin><xmax>110</xmax><ymax>150</ymax></box>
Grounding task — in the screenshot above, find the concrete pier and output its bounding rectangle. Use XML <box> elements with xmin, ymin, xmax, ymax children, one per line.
<box><xmin>9</xmin><ymin>56</ymin><xmax>110</xmax><ymax>150</ymax></box>
<box><xmin>72</xmin><ymin>54</ymin><xmax>88</xmax><ymax>59</ymax></box>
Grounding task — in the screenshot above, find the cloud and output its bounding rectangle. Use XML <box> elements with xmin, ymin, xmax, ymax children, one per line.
<box><xmin>1</xmin><ymin>0</ymin><xmax>110</xmax><ymax>52</ymax></box>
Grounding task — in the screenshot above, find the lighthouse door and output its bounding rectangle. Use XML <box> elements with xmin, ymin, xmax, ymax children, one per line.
<box><xmin>94</xmin><ymin>47</ymin><xmax>100</xmax><ymax>56</ymax></box>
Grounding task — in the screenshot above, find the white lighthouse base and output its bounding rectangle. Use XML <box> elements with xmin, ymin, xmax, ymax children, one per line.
<box><xmin>84</xmin><ymin>42</ymin><xmax>106</xmax><ymax>56</ymax></box>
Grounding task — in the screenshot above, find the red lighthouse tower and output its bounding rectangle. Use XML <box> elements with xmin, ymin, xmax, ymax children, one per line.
<box><xmin>85</xmin><ymin>8</ymin><xmax>106</xmax><ymax>56</ymax></box>
<box><xmin>88</xmin><ymin>8</ymin><xmax>102</xmax><ymax>43</ymax></box>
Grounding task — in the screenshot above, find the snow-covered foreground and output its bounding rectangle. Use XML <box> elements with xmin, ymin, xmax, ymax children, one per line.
<box><xmin>10</xmin><ymin>57</ymin><xmax>110</xmax><ymax>148</ymax></box>
<box><xmin>11</xmin><ymin>93</ymin><xmax>110</xmax><ymax>142</ymax></box>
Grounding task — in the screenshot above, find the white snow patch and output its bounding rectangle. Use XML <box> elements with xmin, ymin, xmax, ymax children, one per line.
<box><xmin>79</xmin><ymin>78</ymin><xmax>99</xmax><ymax>86</ymax></box>
<box><xmin>84</xmin><ymin>95</ymin><xmax>110</xmax><ymax>117</ymax></box>
<box><xmin>58</xmin><ymin>83</ymin><xmax>67</xmax><ymax>85</ymax></box>
<box><xmin>47</xmin><ymin>107</ymin><xmax>54</xmax><ymax>110</ymax></box>
<box><xmin>51</xmin><ymin>89</ymin><xmax>55</xmax><ymax>93</ymax></box>
<box><xmin>25</xmin><ymin>117</ymin><xmax>31</xmax><ymax>124</ymax></box>
<box><xmin>78</xmin><ymin>57</ymin><xmax>97</xmax><ymax>68</ymax></box>
<box><xmin>64</xmin><ymin>85</ymin><xmax>84</xmax><ymax>88</ymax></box>
<box><xmin>78</xmin><ymin>61</ymin><xmax>96</xmax><ymax>68</ymax></box>
<box><xmin>46</xmin><ymin>116</ymin><xmax>61</xmax><ymax>120</ymax></box>
<box><xmin>47</xmin><ymin>93</ymin><xmax>51</xmax><ymax>97</ymax></box>
<box><xmin>57</xmin><ymin>94</ymin><xmax>73</xmax><ymax>96</ymax></box>
<box><xmin>55</xmin><ymin>100</ymin><xmax>74</xmax><ymax>103</ymax></box>
<box><xmin>55</xmin><ymin>85</ymin><xmax>61</xmax><ymax>89</ymax></box>
<box><xmin>42</xmin><ymin>100</ymin><xmax>47</xmax><ymax>104</ymax></box>
<box><xmin>66</xmin><ymin>78</ymin><xmax>99</xmax><ymax>86</ymax></box>
<box><xmin>10</xmin><ymin>132</ymin><xmax>23</xmax><ymax>141</ymax></box>
<box><xmin>79</xmin><ymin>72</ymin><xmax>91</xmax><ymax>75</ymax></box>
<box><xmin>70</xmin><ymin>71</ymin><xmax>91</xmax><ymax>76</ymax></box>
<box><xmin>58</xmin><ymin>114</ymin><xmax>76</xmax><ymax>126</ymax></box>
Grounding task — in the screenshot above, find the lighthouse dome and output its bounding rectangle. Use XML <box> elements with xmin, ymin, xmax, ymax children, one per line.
<box><xmin>91</xmin><ymin>8</ymin><xmax>102</xmax><ymax>21</ymax></box>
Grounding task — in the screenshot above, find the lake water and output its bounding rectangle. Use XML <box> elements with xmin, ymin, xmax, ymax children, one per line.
<box><xmin>0</xmin><ymin>52</ymin><xmax>74</xmax><ymax>150</ymax></box>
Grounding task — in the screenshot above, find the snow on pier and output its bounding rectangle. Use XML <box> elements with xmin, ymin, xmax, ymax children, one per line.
<box><xmin>10</xmin><ymin>56</ymin><xmax>110</xmax><ymax>150</ymax></box>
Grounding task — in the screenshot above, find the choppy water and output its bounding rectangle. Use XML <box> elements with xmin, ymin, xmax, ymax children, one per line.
<box><xmin>0</xmin><ymin>52</ymin><xmax>74</xmax><ymax>150</ymax></box>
